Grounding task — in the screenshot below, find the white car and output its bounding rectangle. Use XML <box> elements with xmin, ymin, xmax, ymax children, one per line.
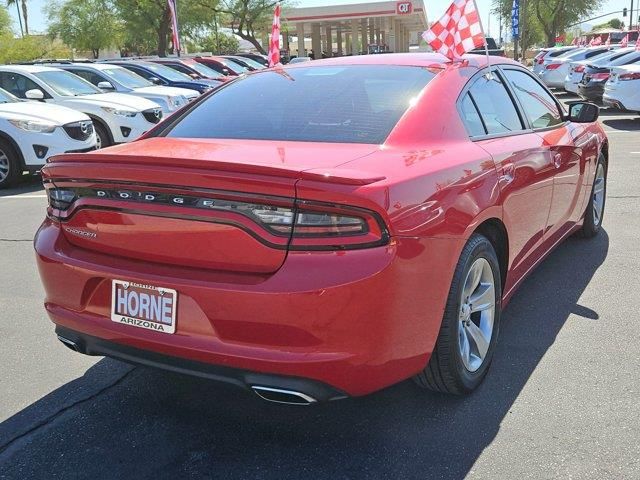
<box><xmin>0</xmin><ymin>65</ymin><xmax>165</xmax><ymax>148</ymax></box>
<box><xmin>604</xmin><ymin>64</ymin><xmax>640</xmax><ymax>112</ymax></box>
<box><xmin>538</xmin><ymin>47</ymin><xmax>611</xmax><ymax>88</ymax></box>
<box><xmin>564</xmin><ymin>49</ymin><xmax>632</xmax><ymax>94</ymax></box>
<box><xmin>0</xmin><ymin>87</ymin><xmax>96</xmax><ymax>188</ymax></box>
<box><xmin>54</xmin><ymin>63</ymin><xmax>199</xmax><ymax>114</ymax></box>
<box><xmin>533</xmin><ymin>46</ymin><xmax>580</xmax><ymax>76</ymax></box>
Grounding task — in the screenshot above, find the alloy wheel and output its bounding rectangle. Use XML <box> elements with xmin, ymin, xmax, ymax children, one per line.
<box><xmin>0</xmin><ymin>149</ymin><xmax>9</xmax><ymax>182</ymax></box>
<box><xmin>592</xmin><ymin>163</ymin><xmax>606</xmax><ymax>227</ymax></box>
<box><xmin>458</xmin><ymin>257</ymin><xmax>496</xmax><ymax>372</ymax></box>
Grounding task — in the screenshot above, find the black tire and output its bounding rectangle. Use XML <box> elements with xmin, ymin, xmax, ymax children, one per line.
<box><xmin>578</xmin><ymin>153</ymin><xmax>607</xmax><ymax>238</ymax></box>
<box><xmin>94</xmin><ymin>122</ymin><xmax>111</xmax><ymax>149</ymax></box>
<box><xmin>414</xmin><ymin>234</ymin><xmax>502</xmax><ymax>395</ymax></box>
<box><xmin>0</xmin><ymin>138</ymin><xmax>21</xmax><ymax>189</ymax></box>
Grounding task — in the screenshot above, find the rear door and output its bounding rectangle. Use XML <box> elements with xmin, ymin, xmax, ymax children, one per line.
<box><xmin>501</xmin><ymin>67</ymin><xmax>584</xmax><ymax>241</ymax></box>
<box><xmin>462</xmin><ymin>69</ymin><xmax>555</xmax><ymax>283</ymax></box>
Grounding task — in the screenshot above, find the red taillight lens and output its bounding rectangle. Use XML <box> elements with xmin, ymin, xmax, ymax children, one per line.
<box><xmin>591</xmin><ymin>72</ymin><xmax>610</xmax><ymax>81</ymax></box>
<box><xmin>619</xmin><ymin>72</ymin><xmax>640</xmax><ymax>81</ymax></box>
<box><xmin>289</xmin><ymin>201</ymin><xmax>389</xmax><ymax>250</ymax></box>
<box><xmin>546</xmin><ymin>63</ymin><xmax>561</xmax><ymax>70</ymax></box>
<box><xmin>574</xmin><ymin>65</ymin><xmax>585</xmax><ymax>73</ymax></box>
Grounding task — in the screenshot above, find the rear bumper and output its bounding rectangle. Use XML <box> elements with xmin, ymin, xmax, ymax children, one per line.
<box><xmin>577</xmin><ymin>83</ymin><xmax>605</xmax><ymax>101</ymax></box>
<box><xmin>35</xmin><ymin>219</ymin><xmax>459</xmax><ymax>396</ymax></box>
<box><xmin>55</xmin><ymin>326</ymin><xmax>347</xmax><ymax>402</ymax></box>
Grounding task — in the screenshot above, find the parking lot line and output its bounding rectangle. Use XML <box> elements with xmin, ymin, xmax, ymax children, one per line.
<box><xmin>0</xmin><ymin>194</ymin><xmax>47</xmax><ymax>199</ymax></box>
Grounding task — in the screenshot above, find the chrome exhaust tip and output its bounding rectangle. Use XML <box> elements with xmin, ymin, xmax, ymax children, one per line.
<box><xmin>251</xmin><ymin>386</ymin><xmax>317</xmax><ymax>405</ymax></box>
<box><xmin>57</xmin><ymin>335</ymin><xmax>79</xmax><ymax>352</ymax></box>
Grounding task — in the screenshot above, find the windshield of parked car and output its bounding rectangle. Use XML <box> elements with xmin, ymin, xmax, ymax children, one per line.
<box><xmin>0</xmin><ymin>88</ymin><xmax>18</xmax><ymax>103</ymax></box>
<box><xmin>145</xmin><ymin>63</ymin><xmax>193</xmax><ymax>81</ymax></box>
<box><xmin>101</xmin><ymin>67</ymin><xmax>153</xmax><ymax>88</ymax></box>
<box><xmin>218</xmin><ymin>58</ymin><xmax>249</xmax><ymax>73</ymax></box>
<box><xmin>34</xmin><ymin>70</ymin><xmax>102</xmax><ymax>96</ymax></box>
<box><xmin>165</xmin><ymin>65</ymin><xmax>436</xmax><ymax>144</ymax></box>
<box><xmin>234</xmin><ymin>57</ymin><xmax>265</xmax><ymax>70</ymax></box>
<box><xmin>185</xmin><ymin>61</ymin><xmax>225</xmax><ymax>79</ymax></box>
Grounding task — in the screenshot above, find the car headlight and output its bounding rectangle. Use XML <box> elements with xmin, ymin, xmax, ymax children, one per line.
<box><xmin>101</xmin><ymin>107</ymin><xmax>138</xmax><ymax>117</ymax></box>
<box><xmin>8</xmin><ymin>119</ymin><xmax>57</xmax><ymax>133</ymax></box>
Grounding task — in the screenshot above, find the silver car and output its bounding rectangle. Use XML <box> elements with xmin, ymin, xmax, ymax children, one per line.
<box><xmin>538</xmin><ymin>47</ymin><xmax>611</xmax><ymax>88</ymax></box>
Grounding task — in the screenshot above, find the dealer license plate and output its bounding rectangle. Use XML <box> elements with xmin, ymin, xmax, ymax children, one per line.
<box><xmin>111</xmin><ymin>280</ymin><xmax>177</xmax><ymax>334</ymax></box>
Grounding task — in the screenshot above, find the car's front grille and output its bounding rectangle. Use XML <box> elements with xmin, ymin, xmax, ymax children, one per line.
<box><xmin>63</xmin><ymin>121</ymin><xmax>94</xmax><ymax>141</ymax></box>
<box><xmin>142</xmin><ymin>108</ymin><xmax>163</xmax><ymax>124</ymax></box>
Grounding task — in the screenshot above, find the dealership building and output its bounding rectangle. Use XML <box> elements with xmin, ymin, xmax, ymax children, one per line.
<box><xmin>282</xmin><ymin>1</ymin><xmax>428</xmax><ymax>58</ymax></box>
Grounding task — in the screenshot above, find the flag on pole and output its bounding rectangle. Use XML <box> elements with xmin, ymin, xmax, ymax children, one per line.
<box><xmin>422</xmin><ymin>0</ymin><xmax>486</xmax><ymax>60</ymax></box>
<box><xmin>589</xmin><ymin>36</ymin><xmax>602</xmax><ymax>46</ymax></box>
<box><xmin>604</xmin><ymin>34</ymin><xmax>611</xmax><ymax>46</ymax></box>
<box><xmin>621</xmin><ymin>34</ymin><xmax>629</xmax><ymax>47</ymax></box>
<box><xmin>636</xmin><ymin>34</ymin><xmax>640</xmax><ymax>51</ymax></box>
<box><xmin>511</xmin><ymin>0</ymin><xmax>519</xmax><ymax>39</ymax></box>
<box><xmin>571</xmin><ymin>37</ymin><xmax>577</xmax><ymax>46</ymax></box>
<box><xmin>167</xmin><ymin>0</ymin><xmax>181</xmax><ymax>54</ymax></box>
<box><xmin>268</xmin><ymin>3</ymin><xmax>281</xmax><ymax>67</ymax></box>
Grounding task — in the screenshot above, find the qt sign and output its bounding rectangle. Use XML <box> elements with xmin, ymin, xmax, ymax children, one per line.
<box><xmin>397</xmin><ymin>1</ymin><xmax>413</xmax><ymax>14</ymax></box>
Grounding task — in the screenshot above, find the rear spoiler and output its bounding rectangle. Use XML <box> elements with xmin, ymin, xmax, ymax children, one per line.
<box><xmin>45</xmin><ymin>153</ymin><xmax>386</xmax><ymax>186</ymax></box>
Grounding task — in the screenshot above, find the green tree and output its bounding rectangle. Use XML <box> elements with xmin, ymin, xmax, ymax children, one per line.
<box><xmin>196</xmin><ymin>0</ymin><xmax>279</xmax><ymax>54</ymax></box>
<box><xmin>493</xmin><ymin>0</ymin><xmax>603</xmax><ymax>48</ymax></box>
<box><xmin>0</xmin><ymin>36</ymin><xmax>72</xmax><ymax>63</ymax></box>
<box><xmin>6</xmin><ymin>0</ymin><xmax>28</xmax><ymax>35</ymax></box>
<box><xmin>47</xmin><ymin>0</ymin><xmax>123</xmax><ymax>58</ymax></box>
<box><xmin>191</xmin><ymin>31</ymin><xmax>239</xmax><ymax>54</ymax></box>
<box><xmin>592</xmin><ymin>18</ymin><xmax>623</xmax><ymax>30</ymax></box>
<box><xmin>0</xmin><ymin>5</ymin><xmax>12</xmax><ymax>36</ymax></box>
<box><xmin>114</xmin><ymin>0</ymin><xmax>220</xmax><ymax>56</ymax></box>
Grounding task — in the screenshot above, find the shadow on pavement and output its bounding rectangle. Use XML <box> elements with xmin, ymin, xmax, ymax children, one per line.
<box><xmin>0</xmin><ymin>174</ymin><xmax>44</xmax><ymax>197</ymax></box>
<box><xmin>0</xmin><ymin>232</ymin><xmax>609</xmax><ymax>479</ymax></box>
<box><xmin>601</xmin><ymin>118</ymin><xmax>640</xmax><ymax>131</ymax></box>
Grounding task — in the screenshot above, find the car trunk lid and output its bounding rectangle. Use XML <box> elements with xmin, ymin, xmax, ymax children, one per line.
<box><xmin>43</xmin><ymin>137</ymin><xmax>380</xmax><ymax>274</ymax></box>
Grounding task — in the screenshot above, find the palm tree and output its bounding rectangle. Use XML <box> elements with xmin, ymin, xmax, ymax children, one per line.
<box><xmin>7</xmin><ymin>0</ymin><xmax>28</xmax><ymax>35</ymax></box>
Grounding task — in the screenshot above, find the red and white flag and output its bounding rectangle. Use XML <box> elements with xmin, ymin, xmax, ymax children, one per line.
<box><xmin>268</xmin><ymin>3</ymin><xmax>281</xmax><ymax>67</ymax></box>
<box><xmin>604</xmin><ymin>34</ymin><xmax>611</xmax><ymax>46</ymax></box>
<box><xmin>621</xmin><ymin>34</ymin><xmax>628</xmax><ymax>47</ymax></box>
<box><xmin>571</xmin><ymin>37</ymin><xmax>577</xmax><ymax>46</ymax></box>
<box><xmin>422</xmin><ymin>0</ymin><xmax>485</xmax><ymax>60</ymax></box>
<box><xmin>636</xmin><ymin>34</ymin><xmax>640</xmax><ymax>51</ymax></box>
<box><xmin>167</xmin><ymin>0</ymin><xmax>180</xmax><ymax>53</ymax></box>
<box><xmin>590</xmin><ymin>36</ymin><xmax>602</xmax><ymax>46</ymax></box>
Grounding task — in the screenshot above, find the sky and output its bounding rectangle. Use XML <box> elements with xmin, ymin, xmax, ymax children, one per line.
<box><xmin>6</xmin><ymin>0</ymin><xmax>634</xmax><ymax>36</ymax></box>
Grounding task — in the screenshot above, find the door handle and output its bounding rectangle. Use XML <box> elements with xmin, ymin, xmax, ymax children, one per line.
<box><xmin>553</xmin><ymin>153</ymin><xmax>562</xmax><ymax>169</ymax></box>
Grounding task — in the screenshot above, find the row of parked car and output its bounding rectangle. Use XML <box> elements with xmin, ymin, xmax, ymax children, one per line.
<box><xmin>534</xmin><ymin>45</ymin><xmax>640</xmax><ymax>112</ymax></box>
<box><xmin>0</xmin><ymin>53</ymin><xmax>268</xmax><ymax>188</ymax></box>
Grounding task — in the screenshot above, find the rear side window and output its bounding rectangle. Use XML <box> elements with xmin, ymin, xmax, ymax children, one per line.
<box><xmin>165</xmin><ymin>65</ymin><xmax>435</xmax><ymax>144</ymax></box>
<box><xmin>503</xmin><ymin>69</ymin><xmax>563</xmax><ymax>129</ymax></box>
<box><xmin>468</xmin><ymin>72</ymin><xmax>523</xmax><ymax>135</ymax></box>
<box><xmin>460</xmin><ymin>93</ymin><xmax>485</xmax><ymax>137</ymax></box>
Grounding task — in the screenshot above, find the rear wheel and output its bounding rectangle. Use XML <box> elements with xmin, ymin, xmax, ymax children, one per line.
<box><xmin>578</xmin><ymin>153</ymin><xmax>607</xmax><ymax>238</ymax></box>
<box><xmin>0</xmin><ymin>139</ymin><xmax>21</xmax><ymax>189</ymax></box>
<box><xmin>414</xmin><ymin>234</ymin><xmax>502</xmax><ymax>395</ymax></box>
<box><xmin>94</xmin><ymin>122</ymin><xmax>111</xmax><ymax>149</ymax></box>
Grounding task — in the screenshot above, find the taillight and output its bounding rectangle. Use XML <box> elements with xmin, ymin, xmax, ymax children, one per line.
<box><xmin>46</xmin><ymin>187</ymin><xmax>389</xmax><ymax>250</ymax></box>
<box><xmin>619</xmin><ymin>72</ymin><xmax>640</xmax><ymax>81</ymax></box>
<box><xmin>591</xmin><ymin>72</ymin><xmax>610</xmax><ymax>81</ymax></box>
<box><xmin>47</xmin><ymin>188</ymin><xmax>76</xmax><ymax>210</ymax></box>
<box><xmin>546</xmin><ymin>63</ymin><xmax>561</xmax><ymax>70</ymax></box>
<box><xmin>574</xmin><ymin>65</ymin><xmax>585</xmax><ymax>73</ymax></box>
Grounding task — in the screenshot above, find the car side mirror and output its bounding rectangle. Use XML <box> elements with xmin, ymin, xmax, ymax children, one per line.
<box><xmin>222</xmin><ymin>68</ymin><xmax>230</xmax><ymax>75</ymax></box>
<box><xmin>567</xmin><ymin>101</ymin><xmax>599</xmax><ymax>123</ymax></box>
<box><xmin>25</xmin><ymin>89</ymin><xmax>44</xmax><ymax>100</ymax></box>
<box><xmin>149</xmin><ymin>76</ymin><xmax>162</xmax><ymax>85</ymax></box>
<box><xmin>97</xmin><ymin>81</ymin><xmax>115</xmax><ymax>90</ymax></box>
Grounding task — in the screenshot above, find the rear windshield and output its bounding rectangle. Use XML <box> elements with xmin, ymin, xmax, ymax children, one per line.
<box><xmin>165</xmin><ymin>65</ymin><xmax>435</xmax><ymax>144</ymax></box>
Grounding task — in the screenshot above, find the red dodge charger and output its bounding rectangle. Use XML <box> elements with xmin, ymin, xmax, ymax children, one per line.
<box><xmin>35</xmin><ymin>54</ymin><xmax>608</xmax><ymax>404</ymax></box>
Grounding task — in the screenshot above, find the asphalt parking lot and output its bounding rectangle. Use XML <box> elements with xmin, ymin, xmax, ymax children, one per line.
<box><xmin>0</xmin><ymin>96</ymin><xmax>639</xmax><ymax>480</ymax></box>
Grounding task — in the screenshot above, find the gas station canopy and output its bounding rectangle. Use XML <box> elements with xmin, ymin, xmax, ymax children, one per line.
<box><xmin>282</xmin><ymin>1</ymin><xmax>428</xmax><ymax>58</ymax></box>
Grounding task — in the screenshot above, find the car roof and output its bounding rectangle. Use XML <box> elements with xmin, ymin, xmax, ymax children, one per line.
<box><xmin>0</xmin><ymin>64</ymin><xmax>63</xmax><ymax>73</ymax></box>
<box><xmin>284</xmin><ymin>53</ymin><xmax>521</xmax><ymax>70</ymax></box>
